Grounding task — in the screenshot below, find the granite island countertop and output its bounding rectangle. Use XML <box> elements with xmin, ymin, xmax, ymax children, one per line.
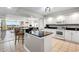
<box><xmin>25</xmin><ymin>30</ymin><xmax>52</xmax><ymax>38</ymax></box>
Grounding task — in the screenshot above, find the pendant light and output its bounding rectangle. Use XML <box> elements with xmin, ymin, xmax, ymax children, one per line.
<box><xmin>43</xmin><ymin>7</ymin><xmax>51</xmax><ymax>18</ymax></box>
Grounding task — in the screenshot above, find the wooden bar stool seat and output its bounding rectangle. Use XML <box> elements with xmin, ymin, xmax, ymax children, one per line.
<box><xmin>15</xmin><ymin>28</ymin><xmax>24</xmax><ymax>45</ymax></box>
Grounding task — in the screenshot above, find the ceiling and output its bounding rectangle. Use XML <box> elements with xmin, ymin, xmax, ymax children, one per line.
<box><xmin>0</xmin><ymin>7</ymin><xmax>77</xmax><ymax>18</ymax></box>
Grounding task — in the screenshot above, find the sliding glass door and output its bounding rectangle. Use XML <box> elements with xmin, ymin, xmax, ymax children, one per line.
<box><xmin>0</xmin><ymin>19</ymin><xmax>1</xmax><ymax>40</ymax></box>
<box><xmin>0</xmin><ymin>18</ymin><xmax>6</xmax><ymax>40</ymax></box>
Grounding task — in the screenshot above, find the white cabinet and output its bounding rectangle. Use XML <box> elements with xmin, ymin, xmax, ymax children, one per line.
<box><xmin>67</xmin><ymin>14</ymin><xmax>79</xmax><ymax>24</ymax></box>
<box><xmin>65</xmin><ymin>30</ymin><xmax>79</xmax><ymax>43</ymax></box>
<box><xmin>64</xmin><ymin>16</ymin><xmax>71</xmax><ymax>24</ymax></box>
<box><xmin>45</xmin><ymin>18</ymin><xmax>57</xmax><ymax>24</ymax></box>
<box><xmin>72</xmin><ymin>31</ymin><xmax>79</xmax><ymax>43</ymax></box>
<box><xmin>71</xmin><ymin>15</ymin><xmax>79</xmax><ymax>24</ymax></box>
<box><xmin>64</xmin><ymin>30</ymin><xmax>72</xmax><ymax>41</ymax></box>
<box><xmin>44</xmin><ymin>34</ymin><xmax>54</xmax><ymax>52</ymax></box>
<box><xmin>24</xmin><ymin>33</ymin><xmax>44</xmax><ymax>52</ymax></box>
<box><xmin>64</xmin><ymin>15</ymin><xmax>79</xmax><ymax>24</ymax></box>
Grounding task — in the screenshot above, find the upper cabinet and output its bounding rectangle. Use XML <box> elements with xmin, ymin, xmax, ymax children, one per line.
<box><xmin>45</xmin><ymin>17</ymin><xmax>57</xmax><ymax>24</ymax></box>
<box><xmin>69</xmin><ymin>13</ymin><xmax>79</xmax><ymax>24</ymax></box>
<box><xmin>56</xmin><ymin>12</ymin><xmax>79</xmax><ymax>24</ymax></box>
<box><xmin>56</xmin><ymin>15</ymin><xmax>66</xmax><ymax>24</ymax></box>
<box><xmin>45</xmin><ymin>12</ymin><xmax>79</xmax><ymax>24</ymax></box>
<box><xmin>64</xmin><ymin>13</ymin><xmax>79</xmax><ymax>24</ymax></box>
<box><xmin>64</xmin><ymin>16</ymin><xmax>72</xmax><ymax>24</ymax></box>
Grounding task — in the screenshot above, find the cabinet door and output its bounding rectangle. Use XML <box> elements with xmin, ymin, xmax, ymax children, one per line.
<box><xmin>64</xmin><ymin>16</ymin><xmax>71</xmax><ymax>24</ymax></box>
<box><xmin>65</xmin><ymin>30</ymin><xmax>72</xmax><ymax>41</ymax></box>
<box><xmin>24</xmin><ymin>34</ymin><xmax>44</xmax><ymax>52</ymax></box>
<box><xmin>71</xmin><ymin>15</ymin><xmax>79</xmax><ymax>24</ymax></box>
<box><xmin>72</xmin><ymin>31</ymin><xmax>79</xmax><ymax>43</ymax></box>
<box><xmin>44</xmin><ymin>34</ymin><xmax>53</xmax><ymax>52</ymax></box>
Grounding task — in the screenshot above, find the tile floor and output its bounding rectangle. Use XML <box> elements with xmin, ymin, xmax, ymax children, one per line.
<box><xmin>0</xmin><ymin>30</ymin><xmax>26</xmax><ymax>52</ymax></box>
<box><xmin>0</xmin><ymin>40</ymin><xmax>27</xmax><ymax>52</ymax></box>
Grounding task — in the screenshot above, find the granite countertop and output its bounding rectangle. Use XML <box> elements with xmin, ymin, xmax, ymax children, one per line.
<box><xmin>26</xmin><ymin>30</ymin><xmax>52</xmax><ymax>37</ymax></box>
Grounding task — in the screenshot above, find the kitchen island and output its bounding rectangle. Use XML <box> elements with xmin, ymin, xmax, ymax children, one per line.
<box><xmin>24</xmin><ymin>30</ymin><xmax>53</xmax><ymax>52</ymax></box>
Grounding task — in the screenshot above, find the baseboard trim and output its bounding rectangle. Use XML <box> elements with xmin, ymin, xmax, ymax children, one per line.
<box><xmin>24</xmin><ymin>45</ymin><xmax>30</xmax><ymax>52</ymax></box>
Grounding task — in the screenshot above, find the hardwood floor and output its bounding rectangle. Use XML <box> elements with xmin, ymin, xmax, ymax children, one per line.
<box><xmin>51</xmin><ymin>38</ymin><xmax>79</xmax><ymax>52</ymax></box>
<box><xmin>0</xmin><ymin>30</ymin><xmax>79</xmax><ymax>52</ymax></box>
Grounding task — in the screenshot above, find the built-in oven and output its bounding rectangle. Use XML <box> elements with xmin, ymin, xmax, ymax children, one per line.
<box><xmin>56</xmin><ymin>26</ymin><xmax>65</xmax><ymax>39</ymax></box>
<box><xmin>56</xmin><ymin>30</ymin><xmax>65</xmax><ymax>39</ymax></box>
<box><xmin>56</xmin><ymin>31</ymin><xmax>63</xmax><ymax>35</ymax></box>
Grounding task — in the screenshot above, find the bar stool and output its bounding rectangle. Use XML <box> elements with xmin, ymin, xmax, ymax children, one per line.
<box><xmin>15</xmin><ymin>28</ymin><xmax>24</xmax><ymax>45</ymax></box>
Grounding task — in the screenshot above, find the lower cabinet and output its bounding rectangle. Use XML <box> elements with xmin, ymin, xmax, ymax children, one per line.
<box><xmin>65</xmin><ymin>30</ymin><xmax>79</xmax><ymax>43</ymax></box>
<box><xmin>44</xmin><ymin>34</ymin><xmax>54</xmax><ymax>52</ymax></box>
<box><xmin>24</xmin><ymin>33</ymin><xmax>44</xmax><ymax>52</ymax></box>
<box><xmin>64</xmin><ymin>30</ymin><xmax>72</xmax><ymax>41</ymax></box>
<box><xmin>44</xmin><ymin>29</ymin><xmax>79</xmax><ymax>43</ymax></box>
<box><xmin>72</xmin><ymin>31</ymin><xmax>79</xmax><ymax>43</ymax></box>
